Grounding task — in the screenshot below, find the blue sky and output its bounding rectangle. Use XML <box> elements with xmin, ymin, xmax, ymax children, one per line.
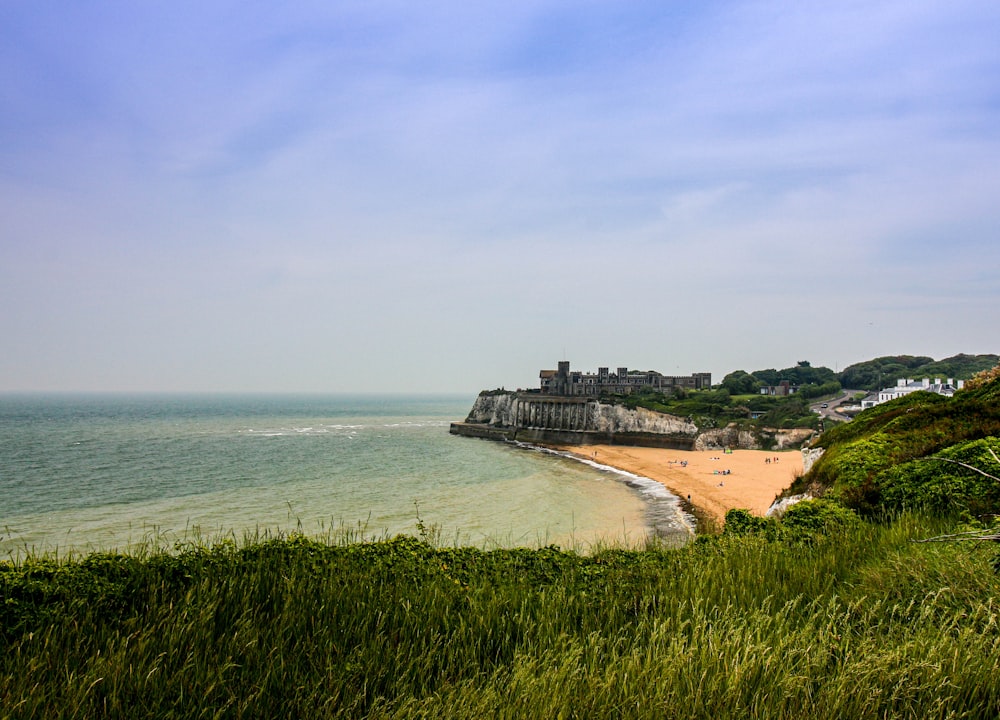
<box><xmin>2</xmin><ymin>1</ymin><xmax>998</xmax><ymax>393</ymax></box>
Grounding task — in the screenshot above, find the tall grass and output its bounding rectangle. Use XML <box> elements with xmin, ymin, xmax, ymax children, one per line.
<box><xmin>3</xmin><ymin>515</ymin><xmax>999</xmax><ymax>718</ymax></box>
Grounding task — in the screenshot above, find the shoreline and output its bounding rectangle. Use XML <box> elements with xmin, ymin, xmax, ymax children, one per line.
<box><xmin>544</xmin><ymin>444</ymin><xmax>804</xmax><ymax>530</ymax></box>
<box><xmin>522</xmin><ymin>441</ymin><xmax>698</xmax><ymax>539</ymax></box>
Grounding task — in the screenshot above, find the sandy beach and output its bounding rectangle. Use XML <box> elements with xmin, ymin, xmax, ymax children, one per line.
<box><xmin>550</xmin><ymin>445</ymin><xmax>804</xmax><ymax>527</ymax></box>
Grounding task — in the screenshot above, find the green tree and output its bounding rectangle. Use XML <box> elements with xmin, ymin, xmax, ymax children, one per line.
<box><xmin>720</xmin><ymin>370</ymin><xmax>760</xmax><ymax>395</ymax></box>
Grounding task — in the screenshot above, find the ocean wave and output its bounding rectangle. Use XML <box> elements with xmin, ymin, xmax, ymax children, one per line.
<box><xmin>244</xmin><ymin>424</ymin><xmax>365</xmax><ymax>437</ymax></box>
<box><xmin>382</xmin><ymin>421</ymin><xmax>451</xmax><ymax>428</ymax></box>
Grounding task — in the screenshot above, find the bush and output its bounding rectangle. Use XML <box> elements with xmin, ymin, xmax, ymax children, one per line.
<box><xmin>879</xmin><ymin>437</ymin><xmax>1000</xmax><ymax>516</ymax></box>
<box><xmin>780</xmin><ymin>500</ymin><xmax>859</xmax><ymax>536</ymax></box>
<box><xmin>723</xmin><ymin>508</ymin><xmax>771</xmax><ymax>536</ymax></box>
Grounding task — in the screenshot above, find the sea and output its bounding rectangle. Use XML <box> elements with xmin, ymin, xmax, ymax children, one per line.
<box><xmin>0</xmin><ymin>394</ymin><xmax>693</xmax><ymax>559</ymax></box>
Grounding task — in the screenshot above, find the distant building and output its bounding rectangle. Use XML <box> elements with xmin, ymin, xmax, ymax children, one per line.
<box><xmin>860</xmin><ymin>378</ymin><xmax>964</xmax><ymax>410</ymax></box>
<box><xmin>539</xmin><ymin>361</ymin><xmax>711</xmax><ymax>397</ymax></box>
<box><xmin>760</xmin><ymin>381</ymin><xmax>798</xmax><ymax>396</ymax></box>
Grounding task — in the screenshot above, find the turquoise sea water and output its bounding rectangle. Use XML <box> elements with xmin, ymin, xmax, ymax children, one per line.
<box><xmin>0</xmin><ymin>394</ymin><xmax>692</xmax><ymax>557</ymax></box>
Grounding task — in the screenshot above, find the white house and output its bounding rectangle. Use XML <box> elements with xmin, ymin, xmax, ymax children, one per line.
<box><xmin>860</xmin><ymin>378</ymin><xmax>964</xmax><ymax>410</ymax></box>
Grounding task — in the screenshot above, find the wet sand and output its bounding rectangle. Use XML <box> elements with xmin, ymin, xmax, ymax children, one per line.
<box><xmin>550</xmin><ymin>445</ymin><xmax>804</xmax><ymax>527</ymax></box>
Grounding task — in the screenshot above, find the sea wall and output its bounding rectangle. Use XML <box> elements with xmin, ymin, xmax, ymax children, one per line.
<box><xmin>449</xmin><ymin>423</ymin><xmax>697</xmax><ymax>450</ymax></box>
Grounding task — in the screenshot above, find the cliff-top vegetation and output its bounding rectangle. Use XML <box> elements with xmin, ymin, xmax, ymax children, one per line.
<box><xmin>615</xmin><ymin>360</ymin><xmax>838</xmax><ymax>430</ymax></box>
<box><xmin>792</xmin><ymin>362</ymin><xmax>1000</xmax><ymax>516</ymax></box>
<box><xmin>722</xmin><ymin>353</ymin><xmax>997</xmax><ymax>394</ymax></box>
<box><xmin>618</xmin><ymin>354</ymin><xmax>996</xmax><ymax>433</ymax></box>
<box><xmin>837</xmin><ymin>353</ymin><xmax>999</xmax><ymax>392</ymax></box>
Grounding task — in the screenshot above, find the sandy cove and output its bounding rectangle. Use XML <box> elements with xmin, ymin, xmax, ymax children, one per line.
<box><xmin>549</xmin><ymin>445</ymin><xmax>804</xmax><ymax>528</ymax></box>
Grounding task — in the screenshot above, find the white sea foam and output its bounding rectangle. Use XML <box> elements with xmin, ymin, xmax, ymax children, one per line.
<box><xmin>516</xmin><ymin>442</ymin><xmax>696</xmax><ymax>536</ymax></box>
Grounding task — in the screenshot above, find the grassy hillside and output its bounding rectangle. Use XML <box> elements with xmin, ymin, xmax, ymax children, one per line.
<box><xmin>796</xmin><ymin>364</ymin><xmax>1000</xmax><ymax>514</ymax></box>
<box><xmin>3</xmin><ymin>518</ymin><xmax>1000</xmax><ymax>719</ymax></box>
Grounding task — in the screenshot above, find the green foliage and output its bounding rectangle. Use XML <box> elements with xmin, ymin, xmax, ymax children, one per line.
<box><xmin>879</xmin><ymin>438</ymin><xmax>1000</xmax><ymax>515</ymax></box>
<box><xmin>796</xmin><ymin>380</ymin><xmax>843</xmax><ymax>400</ymax></box>
<box><xmin>722</xmin><ymin>508</ymin><xmax>771</xmax><ymax>536</ymax></box>
<box><xmin>805</xmin><ymin>367</ymin><xmax>1000</xmax><ymax>516</ymax></box>
<box><xmin>837</xmin><ymin>355</ymin><xmax>934</xmax><ymax>390</ymax></box>
<box><xmin>753</xmin><ymin>395</ymin><xmax>821</xmax><ymax>430</ymax></box>
<box><xmin>723</xmin><ymin>501</ymin><xmax>858</xmax><ymax>542</ymax></box>
<box><xmin>919</xmin><ymin>354</ymin><xmax>999</xmax><ymax>380</ymax></box>
<box><xmin>779</xmin><ymin>499</ymin><xmax>860</xmax><ymax>536</ymax></box>
<box><xmin>837</xmin><ymin>353</ymin><xmax>998</xmax><ymax>391</ymax></box>
<box><xmin>616</xmin><ymin>389</ymin><xmax>748</xmax><ymax>427</ymax></box>
<box><xmin>719</xmin><ymin>370</ymin><xmax>760</xmax><ymax>395</ymax></box>
<box><xmin>3</xmin><ymin>518</ymin><xmax>1000</xmax><ymax>718</ymax></box>
<box><xmin>615</xmin><ymin>386</ymin><xmax>819</xmax><ymax>433</ymax></box>
<box><xmin>749</xmin><ymin>361</ymin><xmax>838</xmax><ymax>388</ymax></box>
<box><xmin>604</xmin><ymin>355</ymin><xmax>894</xmax><ymax>433</ymax></box>
<box><xmin>964</xmin><ymin>365</ymin><xmax>1000</xmax><ymax>401</ymax></box>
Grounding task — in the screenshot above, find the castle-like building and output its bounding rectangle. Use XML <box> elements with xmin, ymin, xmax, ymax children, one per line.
<box><xmin>539</xmin><ymin>361</ymin><xmax>711</xmax><ymax>397</ymax></box>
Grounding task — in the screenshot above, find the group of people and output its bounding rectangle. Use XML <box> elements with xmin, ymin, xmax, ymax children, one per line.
<box><xmin>764</xmin><ymin>456</ymin><xmax>781</xmax><ymax>464</ymax></box>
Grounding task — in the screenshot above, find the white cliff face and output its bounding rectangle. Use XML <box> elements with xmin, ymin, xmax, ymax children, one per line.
<box><xmin>464</xmin><ymin>392</ymin><xmax>519</xmax><ymax>426</ymax></box>
<box><xmin>695</xmin><ymin>425</ymin><xmax>816</xmax><ymax>451</ymax></box>
<box><xmin>695</xmin><ymin>427</ymin><xmax>758</xmax><ymax>450</ymax></box>
<box><xmin>802</xmin><ymin>447</ymin><xmax>825</xmax><ymax>474</ymax></box>
<box><xmin>590</xmin><ymin>403</ymin><xmax>697</xmax><ymax>436</ymax></box>
<box><xmin>462</xmin><ymin>393</ymin><xmax>816</xmax><ymax>450</ymax></box>
<box><xmin>766</xmin><ymin>494</ymin><xmax>811</xmax><ymax>517</ymax></box>
<box><xmin>464</xmin><ymin>392</ymin><xmax>697</xmax><ymax>435</ymax></box>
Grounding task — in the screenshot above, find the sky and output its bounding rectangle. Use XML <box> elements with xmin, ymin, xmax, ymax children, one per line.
<box><xmin>2</xmin><ymin>1</ymin><xmax>998</xmax><ymax>394</ymax></box>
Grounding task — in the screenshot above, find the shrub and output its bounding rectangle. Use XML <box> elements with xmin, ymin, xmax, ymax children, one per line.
<box><xmin>879</xmin><ymin>437</ymin><xmax>1000</xmax><ymax>516</ymax></box>
<box><xmin>780</xmin><ymin>499</ymin><xmax>859</xmax><ymax>536</ymax></box>
<box><xmin>723</xmin><ymin>508</ymin><xmax>771</xmax><ymax>536</ymax></box>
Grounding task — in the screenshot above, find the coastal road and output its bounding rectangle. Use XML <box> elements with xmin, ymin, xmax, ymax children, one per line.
<box><xmin>810</xmin><ymin>389</ymin><xmax>862</xmax><ymax>423</ymax></box>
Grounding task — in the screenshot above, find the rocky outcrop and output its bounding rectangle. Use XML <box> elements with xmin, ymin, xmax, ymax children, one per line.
<box><xmin>766</xmin><ymin>428</ymin><xmax>816</xmax><ymax>450</ymax></box>
<box><xmin>590</xmin><ymin>403</ymin><xmax>697</xmax><ymax>436</ymax></box>
<box><xmin>802</xmin><ymin>447</ymin><xmax>825</xmax><ymax>474</ymax></box>
<box><xmin>766</xmin><ymin>493</ymin><xmax>811</xmax><ymax>517</ymax></box>
<box><xmin>694</xmin><ymin>425</ymin><xmax>815</xmax><ymax>451</ymax></box>
<box><xmin>694</xmin><ymin>426</ymin><xmax>759</xmax><ymax>450</ymax></box>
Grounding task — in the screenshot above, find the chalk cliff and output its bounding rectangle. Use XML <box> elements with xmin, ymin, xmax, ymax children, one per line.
<box><xmin>463</xmin><ymin>391</ymin><xmax>697</xmax><ymax>436</ymax></box>
<box><xmin>458</xmin><ymin>391</ymin><xmax>815</xmax><ymax>451</ymax></box>
<box><xmin>590</xmin><ymin>403</ymin><xmax>697</xmax><ymax>436</ymax></box>
<box><xmin>465</xmin><ymin>391</ymin><xmax>519</xmax><ymax>426</ymax></box>
<box><xmin>695</xmin><ymin>426</ymin><xmax>815</xmax><ymax>451</ymax></box>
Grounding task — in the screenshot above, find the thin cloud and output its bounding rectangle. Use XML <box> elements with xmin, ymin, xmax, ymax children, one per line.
<box><xmin>1</xmin><ymin>1</ymin><xmax>998</xmax><ymax>392</ymax></box>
